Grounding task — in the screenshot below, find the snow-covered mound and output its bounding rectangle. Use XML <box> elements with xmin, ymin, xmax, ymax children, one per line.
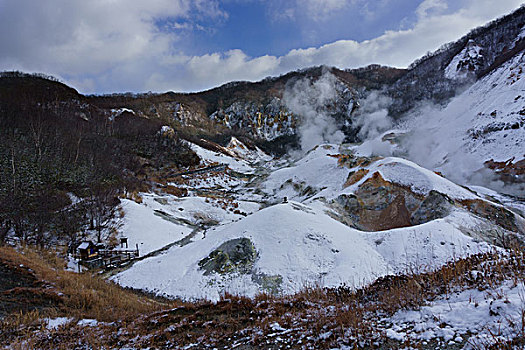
<box><xmin>113</xmin><ymin>201</ymin><xmax>490</xmax><ymax>300</ymax></box>
<box><xmin>342</xmin><ymin>157</ymin><xmax>479</xmax><ymax>200</ymax></box>
<box><xmin>267</xmin><ymin>147</ymin><xmax>523</xmax><ymax>233</ymax></box>
<box><xmin>264</xmin><ymin>144</ymin><xmax>483</xmax><ymax>202</ymax></box>
<box><xmin>113</xmin><ymin>139</ymin><xmax>521</xmax><ymax>300</ymax></box>
<box><xmin>263</xmin><ymin>144</ymin><xmax>349</xmax><ymax>201</ymax></box>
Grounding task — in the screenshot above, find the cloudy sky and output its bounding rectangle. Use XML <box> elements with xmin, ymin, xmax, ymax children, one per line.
<box><xmin>0</xmin><ymin>0</ymin><xmax>522</xmax><ymax>93</ymax></box>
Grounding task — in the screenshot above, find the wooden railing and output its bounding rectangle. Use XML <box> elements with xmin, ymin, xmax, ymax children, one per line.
<box><xmin>77</xmin><ymin>248</ymin><xmax>139</xmax><ymax>270</ymax></box>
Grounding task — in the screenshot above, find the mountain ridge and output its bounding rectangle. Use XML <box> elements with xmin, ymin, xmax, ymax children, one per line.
<box><xmin>1</xmin><ymin>6</ymin><xmax>525</xmax><ymax>349</ymax></box>
<box><xmin>2</xmin><ymin>5</ymin><xmax>524</xmax><ymax>151</ymax></box>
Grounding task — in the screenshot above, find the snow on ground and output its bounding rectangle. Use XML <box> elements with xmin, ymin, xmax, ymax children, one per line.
<box><xmin>112</xmin><ymin>140</ymin><xmax>511</xmax><ymax>300</ymax></box>
<box><xmin>469</xmin><ymin>184</ymin><xmax>525</xmax><ymax>217</ymax></box>
<box><xmin>111</xmin><ymin>109</ymin><xmax>521</xmax><ymax>301</ymax></box>
<box><xmin>188</xmin><ymin>142</ymin><xmax>256</xmax><ymax>173</ymax></box>
<box><xmin>77</xmin><ymin>319</ymin><xmax>99</xmax><ymax>327</ymax></box>
<box><xmin>343</xmin><ymin>157</ymin><xmax>480</xmax><ymax>200</ymax></box>
<box><xmin>45</xmin><ymin>317</ymin><xmax>73</xmax><ymax>330</ymax></box>
<box><xmin>113</xmin><ymin>200</ymin><xmax>491</xmax><ymax>301</ymax></box>
<box><xmin>66</xmin><ymin>255</ymin><xmax>87</xmax><ymax>273</ymax></box>
<box><xmin>120</xmin><ymin>193</ymin><xmax>261</xmax><ymax>256</ymax></box>
<box><xmin>385</xmin><ymin>280</ymin><xmax>525</xmax><ymax>349</ymax></box>
<box><xmin>263</xmin><ymin>144</ymin><xmax>481</xmax><ymax>202</ymax></box>
<box><xmin>400</xmin><ymin>52</ymin><xmax>525</xmax><ymax>179</ymax></box>
<box><xmin>114</xmin><ymin>202</ymin><xmax>385</xmax><ymax>300</ymax></box>
<box><xmin>145</xmin><ymin>193</ymin><xmax>259</xmax><ymax>225</ymax></box>
<box><xmin>109</xmin><ymin>108</ymin><xmax>135</xmax><ymax>121</ymax></box>
<box><xmin>444</xmin><ymin>39</ymin><xmax>483</xmax><ymax>80</ymax></box>
<box><xmin>226</xmin><ymin>137</ymin><xmax>272</xmax><ymax>163</ymax></box>
<box><xmin>263</xmin><ymin>144</ymin><xmax>349</xmax><ymax>201</ymax></box>
<box><xmin>120</xmin><ymin>199</ymin><xmax>193</xmax><ymax>256</ymax></box>
<box><xmin>174</xmin><ymin>171</ymin><xmax>244</xmax><ymax>192</ymax></box>
<box><xmin>364</xmin><ymin>211</ymin><xmax>493</xmax><ymax>275</ymax></box>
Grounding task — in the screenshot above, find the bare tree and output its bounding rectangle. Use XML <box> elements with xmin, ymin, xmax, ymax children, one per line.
<box><xmin>86</xmin><ymin>186</ymin><xmax>121</xmax><ymax>243</ymax></box>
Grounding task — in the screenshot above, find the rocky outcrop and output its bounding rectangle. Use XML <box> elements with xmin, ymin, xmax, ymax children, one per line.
<box><xmin>410</xmin><ymin>191</ymin><xmax>454</xmax><ymax>225</ymax></box>
<box><xmin>332</xmin><ymin>166</ymin><xmax>522</xmax><ymax>235</ymax></box>
<box><xmin>199</xmin><ymin>238</ymin><xmax>257</xmax><ymax>275</ymax></box>
<box><xmin>343</xmin><ymin>169</ymin><xmax>369</xmax><ymax>188</ymax></box>
<box><xmin>210</xmin><ymin>99</ymin><xmax>296</xmax><ymax>141</ymax></box>
<box><xmin>334</xmin><ymin>172</ymin><xmax>423</xmax><ymax>231</ymax></box>
<box><xmin>445</xmin><ymin>39</ymin><xmax>485</xmax><ymax>80</ymax></box>
<box><xmin>198</xmin><ymin>238</ymin><xmax>284</xmax><ymax>294</ymax></box>
<box><xmin>459</xmin><ymin>199</ymin><xmax>519</xmax><ymax>233</ymax></box>
<box><xmin>485</xmin><ymin>157</ymin><xmax>525</xmax><ymax>184</ymax></box>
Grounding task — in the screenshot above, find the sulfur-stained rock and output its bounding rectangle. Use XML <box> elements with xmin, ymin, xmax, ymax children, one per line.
<box><xmin>333</xmin><ymin>173</ymin><xmax>454</xmax><ymax>231</ymax></box>
<box><xmin>337</xmin><ymin>154</ymin><xmax>381</xmax><ymax>169</ymax></box>
<box><xmin>354</xmin><ymin>172</ymin><xmax>422</xmax><ymax>212</ymax></box>
<box><xmin>199</xmin><ymin>238</ymin><xmax>258</xmax><ymax>275</ymax></box>
<box><xmin>377</xmin><ymin>195</ymin><xmax>412</xmax><ymax>230</ymax></box>
<box><xmin>343</xmin><ymin>169</ymin><xmax>369</xmax><ymax>188</ymax></box>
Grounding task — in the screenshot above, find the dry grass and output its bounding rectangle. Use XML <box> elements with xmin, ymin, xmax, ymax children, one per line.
<box><xmin>0</xmin><ymin>246</ymin><xmax>523</xmax><ymax>349</ymax></box>
<box><xmin>0</xmin><ymin>246</ymin><xmax>174</xmax><ymax>322</ymax></box>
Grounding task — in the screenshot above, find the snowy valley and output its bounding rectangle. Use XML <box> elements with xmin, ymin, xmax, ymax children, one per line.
<box><xmin>0</xmin><ymin>5</ymin><xmax>525</xmax><ymax>350</ymax></box>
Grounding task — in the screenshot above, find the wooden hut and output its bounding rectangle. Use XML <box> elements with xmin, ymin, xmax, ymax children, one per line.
<box><xmin>77</xmin><ymin>241</ymin><xmax>98</xmax><ymax>260</ymax></box>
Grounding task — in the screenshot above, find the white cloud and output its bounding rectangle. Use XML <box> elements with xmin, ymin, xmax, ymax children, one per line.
<box><xmin>166</xmin><ymin>0</ymin><xmax>522</xmax><ymax>92</ymax></box>
<box><xmin>0</xmin><ymin>0</ymin><xmax>523</xmax><ymax>93</ymax></box>
<box><xmin>303</xmin><ymin>0</ymin><xmax>351</xmax><ymax>21</ymax></box>
<box><xmin>268</xmin><ymin>0</ymin><xmax>354</xmax><ymax>22</ymax></box>
<box><xmin>0</xmin><ymin>0</ymin><xmax>194</xmax><ymax>73</ymax></box>
<box><xmin>416</xmin><ymin>0</ymin><xmax>449</xmax><ymax>19</ymax></box>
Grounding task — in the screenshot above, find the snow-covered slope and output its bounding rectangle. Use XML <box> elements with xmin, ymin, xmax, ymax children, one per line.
<box><xmin>113</xmin><ymin>201</ymin><xmax>491</xmax><ymax>300</ymax></box>
<box><xmin>358</xmin><ymin>51</ymin><xmax>525</xmax><ymax>194</ymax></box>
<box><xmin>421</xmin><ymin>52</ymin><xmax>523</xmax><ymax>168</ymax></box>
<box><xmin>226</xmin><ymin>137</ymin><xmax>272</xmax><ymax>163</ymax></box>
<box><xmin>112</xmin><ymin>142</ymin><xmax>518</xmax><ymax>300</ymax></box>
<box><xmin>110</xmin><ymin>39</ymin><xmax>525</xmax><ymax>301</ymax></box>
<box><xmin>263</xmin><ymin>144</ymin><xmax>348</xmax><ymax>201</ymax></box>
<box><xmin>120</xmin><ymin>199</ymin><xmax>193</xmax><ymax>256</ymax></box>
<box><xmin>119</xmin><ymin>192</ymin><xmax>260</xmax><ymax>257</ymax></box>
<box><xmin>188</xmin><ymin>142</ymin><xmax>255</xmax><ymax>173</ymax></box>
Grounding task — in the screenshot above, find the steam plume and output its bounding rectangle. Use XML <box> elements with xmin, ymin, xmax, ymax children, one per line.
<box><xmin>283</xmin><ymin>71</ymin><xmax>345</xmax><ymax>153</ymax></box>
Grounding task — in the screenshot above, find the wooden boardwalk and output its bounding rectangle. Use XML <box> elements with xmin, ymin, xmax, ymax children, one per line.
<box><xmin>77</xmin><ymin>248</ymin><xmax>139</xmax><ymax>270</ymax></box>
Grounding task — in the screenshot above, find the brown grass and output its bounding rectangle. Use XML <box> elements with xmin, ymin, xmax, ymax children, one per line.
<box><xmin>1</xmin><ymin>246</ymin><xmax>523</xmax><ymax>349</ymax></box>
<box><xmin>0</xmin><ymin>246</ymin><xmax>174</xmax><ymax>322</ymax></box>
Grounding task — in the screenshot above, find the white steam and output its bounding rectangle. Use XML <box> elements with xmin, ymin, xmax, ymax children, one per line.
<box><xmin>355</xmin><ymin>91</ymin><xmax>393</xmax><ymax>140</ymax></box>
<box><xmin>283</xmin><ymin>72</ymin><xmax>345</xmax><ymax>153</ymax></box>
<box><xmin>399</xmin><ymin>101</ymin><xmax>525</xmax><ymax>196</ymax></box>
<box><xmin>355</xmin><ymin>96</ymin><xmax>525</xmax><ymax>196</ymax></box>
<box><xmin>281</xmin><ymin>70</ymin><xmax>523</xmax><ymax>196</ymax></box>
<box><xmin>352</xmin><ymin>91</ymin><xmax>394</xmax><ymax>156</ymax></box>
